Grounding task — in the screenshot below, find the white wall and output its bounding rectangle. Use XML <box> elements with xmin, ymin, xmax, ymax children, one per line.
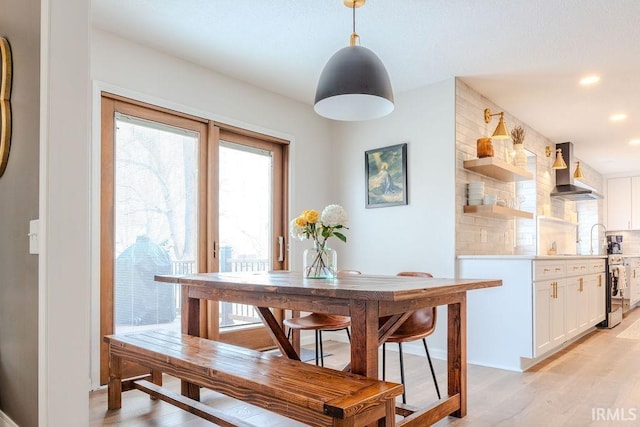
<box><xmin>40</xmin><ymin>0</ymin><xmax>91</xmax><ymax>425</ymax></box>
<box><xmin>331</xmin><ymin>79</ymin><xmax>457</xmax><ymax>355</ymax></box>
<box><xmin>332</xmin><ymin>79</ymin><xmax>456</xmax><ymax>277</ymax></box>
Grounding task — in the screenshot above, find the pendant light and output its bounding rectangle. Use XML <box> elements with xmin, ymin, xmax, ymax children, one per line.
<box><xmin>314</xmin><ymin>0</ymin><xmax>394</xmax><ymax>121</ymax></box>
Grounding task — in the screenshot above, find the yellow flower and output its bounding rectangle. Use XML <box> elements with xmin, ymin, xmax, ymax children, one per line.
<box><xmin>294</xmin><ymin>216</ymin><xmax>307</xmax><ymax>227</ymax></box>
<box><xmin>302</xmin><ymin>209</ymin><xmax>319</xmax><ymax>224</ymax></box>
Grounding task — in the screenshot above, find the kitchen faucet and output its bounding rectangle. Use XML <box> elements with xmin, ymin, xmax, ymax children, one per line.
<box><xmin>590</xmin><ymin>223</ymin><xmax>607</xmax><ymax>255</ymax></box>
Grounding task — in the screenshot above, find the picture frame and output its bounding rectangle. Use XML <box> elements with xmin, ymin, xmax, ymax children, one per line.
<box><xmin>365</xmin><ymin>143</ymin><xmax>408</xmax><ymax>208</ymax></box>
<box><xmin>0</xmin><ymin>37</ymin><xmax>13</xmax><ymax>178</ymax></box>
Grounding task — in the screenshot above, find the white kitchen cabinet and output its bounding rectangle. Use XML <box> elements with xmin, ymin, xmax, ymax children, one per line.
<box><xmin>606</xmin><ymin>176</ymin><xmax>640</xmax><ymax>230</ymax></box>
<box><xmin>566</xmin><ymin>260</ymin><xmax>591</xmax><ymax>338</ymax></box>
<box><xmin>565</xmin><ymin>276</ymin><xmax>578</xmax><ymax>338</ymax></box>
<box><xmin>607</xmin><ymin>177</ymin><xmax>631</xmax><ymax>230</ymax></box>
<box><xmin>550</xmin><ymin>278</ymin><xmax>567</xmax><ymax>348</ymax></box>
<box><xmin>577</xmin><ymin>276</ymin><xmax>589</xmax><ymax>332</ymax></box>
<box><xmin>626</xmin><ymin>257</ymin><xmax>640</xmax><ymax>307</ymax></box>
<box><xmin>588</xmin><ymin>271</ymin><xmax>606</xmax><ymax>325</ymax></box>
<box><xmin>533</xmin><ymin>277</ymin><xmax>566</xmax><ymax>355</ymax></box>
<box><xmin>534</xmin><ymin>258</ymin><xmax>605</xmax><ymax>358</ymax></box>
<box><xmin>534</xmin><ymin>279</ymin><xmax>552</xmax><ymax>356</ymax></box>
<box><xmin>533</xmin><ymin>261</ymin><xmax>567</xmax><ymax>357</ymax></box>
<box><xmin>459</xmin><ymin>256</ymin><xmax>607</xmax><ymax>371</ymax></box>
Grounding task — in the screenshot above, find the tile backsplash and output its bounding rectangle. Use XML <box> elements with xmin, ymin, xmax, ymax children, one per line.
<box><xmin>455</xmin><ymin>78</ymin><xmax>604</xmax><ymax>256</ymax></box>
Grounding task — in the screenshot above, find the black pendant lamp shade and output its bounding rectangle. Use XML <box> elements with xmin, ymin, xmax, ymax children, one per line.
<box><xmin>313</xmin><ymin>0</ymin><xmax>394</xmax><ymax>121</ymax></box>
<box><xmin>314</xmin><ymin>45</ymin><xmax>394</xmax><ymax>121</ymax></box>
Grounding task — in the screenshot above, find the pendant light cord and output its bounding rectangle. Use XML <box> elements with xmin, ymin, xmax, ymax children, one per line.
<box><xmin>350</xmin><ymin>1</ymin><xmax>359</xmax><ymax>46</ymax></box>
<box><xmin>352</xmin><ymin>2</ymin><xmax>356</xmax><ymax>34</ymax></box>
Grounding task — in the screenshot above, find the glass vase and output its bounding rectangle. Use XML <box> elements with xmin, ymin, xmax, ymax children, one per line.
<box><xmin>303</xmin><ymin>243</ymin><xmax>337</xmax><ymax>279</ymax></box>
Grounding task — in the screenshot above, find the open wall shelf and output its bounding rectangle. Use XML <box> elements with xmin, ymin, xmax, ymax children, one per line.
<box><xmin>463</xmin><ymin>157</ymin><xmax>533</xmax><ymax>182</ymax></box>
<box><xmin>464</xmin><ymin>204</ymin><xmax>534</xmax><ymax>219</ymax></box>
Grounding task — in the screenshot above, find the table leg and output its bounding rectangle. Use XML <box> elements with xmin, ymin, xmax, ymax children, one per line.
<box><xmin>256</xmin><ymin>306</ymin><xmax>300</xmax><ymax>361</ymax></box>
<box><xmin>348</xmin><ymin>300</ymin><xmax>379</xmax><ymax>378</ymax></box>
<box><xmin>181</xmin><ymin>287</ymin><xmax>201</xmax><ymax>400</ymax></box>
<box><xmin>447</xmin><ymin>293</ymin><xmax>467</xmax><ymax>418</ymax></box>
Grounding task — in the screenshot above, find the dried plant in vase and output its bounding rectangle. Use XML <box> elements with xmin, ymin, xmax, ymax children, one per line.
<box><xmin>511</xmin><ymin>126</ymin><xmax>526</xmax><ymax>145</ymax></box>
<box><xmin>510</xmin><ymin>126</ymin><xmax>527</xmax><ymax>168</ymax></box>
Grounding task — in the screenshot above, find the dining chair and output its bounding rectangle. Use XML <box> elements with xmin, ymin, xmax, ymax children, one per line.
<box><xmin>381</xmin><ymin>271</ymin><xmax>441</xmax><ymax>404</ymax></box>
<box><xmin>283</xmin><ymin>269</ymin><xmax>358</xmax><ymax>366</ymax></box>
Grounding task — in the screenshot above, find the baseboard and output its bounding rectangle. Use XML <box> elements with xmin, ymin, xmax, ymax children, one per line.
<box><xmin>0</xmin><ymin>410</ymin><xmax>18</xmax><ymax>427</ymax></box>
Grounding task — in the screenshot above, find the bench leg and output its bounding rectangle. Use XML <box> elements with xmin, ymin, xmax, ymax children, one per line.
<box><xmin>107</xmin><ymin>352</ymin><xmax>122</xmax><ymax>410</ymax></box>
<box><xmin>381</xmin><ymin>399</ymin><xmax>396</xmax><ymax>427</ymax></box>
<box><xmin>149</xmin><ymin>369</ymin><xmax>163</xmax><ymax>400</ymax></box>
<box><xmin>181</xmin><ymin>381</ymin><xmax>200</xmax><ymax>401</ymax></box>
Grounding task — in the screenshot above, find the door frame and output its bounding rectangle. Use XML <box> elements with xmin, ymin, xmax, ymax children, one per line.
<box><xmin>100</xmin><ymin>95</ymin><xmax>210</xmax><ymax>383</ymax></box>
<box><xmin>209</xmin><ymin>127</ymin><xmax>289</xmax><ymax>347</ymax></box>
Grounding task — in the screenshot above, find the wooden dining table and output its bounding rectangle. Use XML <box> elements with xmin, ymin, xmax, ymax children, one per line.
<box><xmin>155</xmin><ymin>271</ymin><xmax>501</xmax><ymax>426</ymax></box>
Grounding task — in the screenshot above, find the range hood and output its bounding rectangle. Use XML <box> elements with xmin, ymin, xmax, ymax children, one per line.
<box><xmin>550</xmin><ymin>142</ymin><xmax>603</xmax><ymax>201</ymax></box>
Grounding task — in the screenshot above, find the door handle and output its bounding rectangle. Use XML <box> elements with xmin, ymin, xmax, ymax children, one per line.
<box><xmin>598</xmin><ymin>275</ymin><xmax>602</xmax><ymax>287</ymax></box>
<box><xmin>579</xmin><ymin>278</ymin><xmax>583</xmax><ymax>292</ymax></box>
<box><xmin>277</xmin><ymin>236</ymin><xmax>285</xmax><ymax>262</ymax></box>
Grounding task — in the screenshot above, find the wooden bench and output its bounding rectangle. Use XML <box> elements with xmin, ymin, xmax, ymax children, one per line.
<box><xmin>104</xmin><ymin>329</ymin><xmax>403</xmax><ymax>426</ymax></box>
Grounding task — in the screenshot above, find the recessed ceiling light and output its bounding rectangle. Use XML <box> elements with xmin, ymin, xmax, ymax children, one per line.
<box><xmin>610</xmin><ymin>113</ymin><xmax>628</xmax><ymax>121</ymax></box>
<box><xmin>630</xmin><ymin>139</ymin><xmax>640</xmax><ymax>146</ymax></box>
<box><xmin>580</xmin><ymin>75</ymin><xmax>600</xmax><ymax>85</ymax></box>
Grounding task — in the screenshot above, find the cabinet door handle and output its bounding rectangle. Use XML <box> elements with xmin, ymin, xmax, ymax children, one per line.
<box><xmin>544</xmin><ymin>268</ymin><xmax>551</xmax><ymax>273</ymax></box>
<box><xmin>598</xmin><ymin>275</ymin><xmax>602</xmax><ymax>287</ymax></box>
<box><xmin>555</xmin><ymin>267</ymin><xmax>562</xmax><ymax>272</ymax></box>
<box><xmin>550</xmin><ymin>282</ymin><xmax>555</xmax><ymax>298</ymax></box>
<box><xmin>579</xmin><ymin>277</ymin><xmax>584</xmax><ymax>292</ymax></box>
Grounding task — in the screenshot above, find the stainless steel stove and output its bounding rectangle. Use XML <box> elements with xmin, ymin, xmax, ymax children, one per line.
<box><xmin>599</xmin><ymin>255</ymin><xmax>624</xmax><ymax>328</ymax></box>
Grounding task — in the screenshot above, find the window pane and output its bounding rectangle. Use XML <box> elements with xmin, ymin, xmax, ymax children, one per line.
<box><xmin>219</xmin><ymin>141</ymin><xmax>272</xmax><ymax>328</ymax></box>
<box><xmin>113</xmin><ymin>114</ymin><xmax>199</xmax><ymax>334</ymax></box>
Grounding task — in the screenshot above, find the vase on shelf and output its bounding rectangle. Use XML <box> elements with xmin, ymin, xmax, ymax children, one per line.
<box><xmin>513</xmin><ymin>143</ymin><xmax>527</xmax><ymax>169</ymax></box>
<box><xmin>476</xmin><ymin>137</ymin><xmax>494</xmax><ymax>158</ymax></box>
<box><xmin>303</xmin><ymin>242</ymin><xmax>337</xmax><ymax>279</ymax></box>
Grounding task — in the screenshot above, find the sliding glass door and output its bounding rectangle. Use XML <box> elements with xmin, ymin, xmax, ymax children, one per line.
<box><xmin>100</xmin><ymin>95</ymin><xmax>288</xmax><ymax>383</ymax></box>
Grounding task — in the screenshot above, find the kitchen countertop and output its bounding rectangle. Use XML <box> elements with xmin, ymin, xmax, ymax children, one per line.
<box><xmin>457</xmin><ymin>255</ymin><xmax>607</xmax><ymax>260</ymax></box>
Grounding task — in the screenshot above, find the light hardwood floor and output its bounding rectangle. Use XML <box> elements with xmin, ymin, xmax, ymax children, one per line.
<box><xmin>90</xmin><ymin>308</ymin><xmax>640</xmax><ymax>426</ymax></box>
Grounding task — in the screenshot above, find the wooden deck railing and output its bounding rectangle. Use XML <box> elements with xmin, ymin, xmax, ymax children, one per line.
<box><xmin>171</xmin><ymin>259</ymin><xmax>266</xmax><ymax>326</ymax></box>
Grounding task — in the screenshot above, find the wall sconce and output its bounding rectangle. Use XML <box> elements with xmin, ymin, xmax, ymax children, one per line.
<box><xmin>552</xmin><ymin>148</ymin><xmax>568</xmax><ymax>169</ymax></box>
<box><xmin>484</xmin><ymin>108</ymin><xmax>510</xmax><ymax>139</ymax></box>
<box><xmin>573</xmin><ymin>161</ymin><xmax>584</xmax><ymax>179</ymax></box>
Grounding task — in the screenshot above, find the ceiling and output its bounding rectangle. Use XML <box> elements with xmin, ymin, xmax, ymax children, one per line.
<box><xmin>92</xmin><ymin>0</ymin><xmax>640</xmax><ymax>176</ymax></box>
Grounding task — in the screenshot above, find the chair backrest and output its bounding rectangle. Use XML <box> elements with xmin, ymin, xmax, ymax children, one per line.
<box><xmin>396</xmin><ymin>271</ymin><xmax>433</xmax><ymax>278</ymax></box>
<box><xmin>337</xmin><ymin>269</ymin><xmax>362</xmax><ymax>276</ymax></box>
<box><xmin>393</xmin><ymin>272</ymin><xmax>437</xmax><ymax>339</ymax></box>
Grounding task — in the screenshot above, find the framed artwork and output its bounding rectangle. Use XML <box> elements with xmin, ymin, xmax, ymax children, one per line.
<box><xmin>0</xmin><ymin>37</ymin><xmax>12</xmax><ymax>178</ymax></box>
<box><xmin>365</xmin><ymin>143</ymin><xmax>407</xmax><ymax>208</ymax></box>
